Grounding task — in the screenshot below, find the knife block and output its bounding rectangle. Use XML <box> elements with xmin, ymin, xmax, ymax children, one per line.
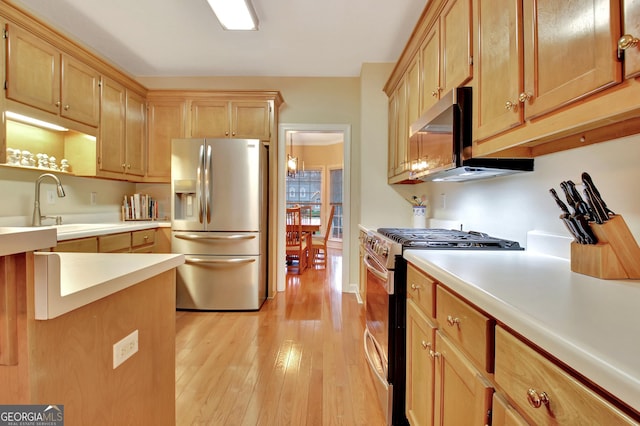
<box><xmin>570</xmin><ymin>215</ymin><xmax>640</xmax><ymax>279</ymax></box>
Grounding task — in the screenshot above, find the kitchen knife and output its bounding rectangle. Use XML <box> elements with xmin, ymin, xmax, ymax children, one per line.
<box><xmin>583</xmin><ymin>188</ymin><xmax>606</xmax><ymax>224</ymax></box>
<box><xmin>558</xmin><ymin>181</ymin><xmax>598</xmax><ymax>244</ymax></box>
<box><xmin>582</xmin><ymin>172</ymin><xmax>615</xmax><ymax>219</ymax></box>
<box><xmin>549</xmin><ymin>188</ymin><xmax>586</xmax><ymax>243</ymax></box>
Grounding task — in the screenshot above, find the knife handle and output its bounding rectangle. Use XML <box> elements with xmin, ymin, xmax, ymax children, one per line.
<box><xmin>549</xmin><ymin>188</ymin><xmax>570</xmax><ymax>214</ymax></box>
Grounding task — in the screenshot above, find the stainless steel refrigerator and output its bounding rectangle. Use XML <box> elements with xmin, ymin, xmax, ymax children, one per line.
<box><xmin>171</xmin><ymin>138</ymin><xmax>268</xmax><ymax>310</ymax></box>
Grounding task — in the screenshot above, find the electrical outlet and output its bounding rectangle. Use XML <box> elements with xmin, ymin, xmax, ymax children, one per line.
<box><xmin>46</xmin><ymin>190</ymin><xmax>55</xmax><ymax>204</ymax></box>
<box><xmin>90</xmin><ymin>192</ymin><xmax>97</xmax><ymax>205</ymax></box>
<box><xmin>440</xmin><ymin>193</ymin><xmax>446</xmax><ymax>209</ymax></box>
<box><xmin>113</xmin><ymin>330</ymin><xmax>138</xmax><ymax>369</ymax></box>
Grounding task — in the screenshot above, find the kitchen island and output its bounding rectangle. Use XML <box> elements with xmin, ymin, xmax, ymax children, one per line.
<box><xmin>0</xmin><ymin>227</ymin><xmax>184</xmax><ymax>425</ymax></box>
<box><xmin>405</xmin><ymin>248</ymin><xmax>640</xmax><ymax>421</ymax></box>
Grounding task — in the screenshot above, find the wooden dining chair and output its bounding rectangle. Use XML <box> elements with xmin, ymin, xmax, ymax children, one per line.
<box><xmin>311</xmin><ymin>205</ymin><xmax>335</xmax><ymax>267</ymax></box>
<box><xmin>286</xmin><ymin>207</ymin><xmax>309</xmax><ymax>274</ymax></box>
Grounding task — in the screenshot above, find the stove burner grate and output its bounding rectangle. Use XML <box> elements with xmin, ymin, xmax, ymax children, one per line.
<box><xmin>377</xmin><ymin>228</ymin><xmax>522</xmax><ymax>250</ymax></box>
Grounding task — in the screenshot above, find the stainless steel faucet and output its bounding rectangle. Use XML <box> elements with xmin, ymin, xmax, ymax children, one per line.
<box><xmin>32</xmin><ymin>173</ymin><xmax>66</xmax><ymax>226</ymax></box>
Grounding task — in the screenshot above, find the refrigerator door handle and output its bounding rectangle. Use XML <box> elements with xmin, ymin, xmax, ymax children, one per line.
<box><xmin>174</xmin><ymin>234</ymin><xmax>257</xmax><ymax>241</ymax></box>
<box><xmin>197</xmin><ymin>144</ymin><xmax>205</xmax><ymax>224</ymax></box>
<box><xmin>205</xmin><ymin>144</ymin><xmax>213</xmax><ymax>224</ymax></box>
<box><xmin>185</xmin><ymin>257</ymin><xmax>256</xmax><ymax>265</ymax></box>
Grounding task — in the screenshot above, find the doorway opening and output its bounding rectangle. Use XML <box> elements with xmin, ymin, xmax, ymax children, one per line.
<box><xmin>277</xmin><ymin>124</ymin><xmax>350</xmax><ymax>292</ymax></box>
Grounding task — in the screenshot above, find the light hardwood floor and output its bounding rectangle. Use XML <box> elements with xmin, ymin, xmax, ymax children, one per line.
<box><xmin>175</xmin><ymin>249</ymin><xmax>386</xmax><ymax>425</ymax></box>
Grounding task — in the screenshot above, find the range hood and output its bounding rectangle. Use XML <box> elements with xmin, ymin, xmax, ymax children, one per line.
<box><xmin>408</xmin><ymin>87</ymin><xmax>534</xmax><ymax>183</ymax></box>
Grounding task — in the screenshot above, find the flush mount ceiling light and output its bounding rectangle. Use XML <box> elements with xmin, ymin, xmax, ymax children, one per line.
<box><xmin>206</xmin><ymin>0</ymin><xmax>259</xmax><ymax>31</ymax></box>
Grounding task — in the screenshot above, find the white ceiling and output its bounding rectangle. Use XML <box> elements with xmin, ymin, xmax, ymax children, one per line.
<box><xmin>9</xmin><ymin>0</ymin><xmax>427</xmax><ymax>78</ymax></box>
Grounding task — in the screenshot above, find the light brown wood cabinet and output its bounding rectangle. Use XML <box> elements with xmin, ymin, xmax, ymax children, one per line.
<box><xmin>406</xmin><ymin>299</ymin><xmax>437</xmax><ymax>426</ymax></box>
<box><xmin>52</xmin><ymin>229</ymin><xmax>157</xmax><ymax>253</ymax></box>
<box><xmin>406</xmin><ymin>262</ymin><xmax>640</xmax><ymax>425</ymax></box>
<box><xmin>474</xmin><ymin>0</ymin><xmax>622</xmax><ymax>142</ymax></box>
<box><xmin>131</xmin><ymin>229</ymin><xmax>156</xmax><ymax>253</ymax></box>
<box><xmin>433</xmin><ymin>331</ymin><xmax>493</xmax><ymax>425</ymax></box>
<box><xmin>385</xmin><ymin>0</ymin><xmax>471</xmax><ymax>183</ymax></box>
<box><xmin>5</xmin><ymin>23</ymin><xmax>100</xmax><ymax>128</ymax></box>
<box><xmin>622</xmin><ymin>0</ymin><xmax>640</xmax><ymax>79</ymax></box>
<box><xmin>191</xmin><ymin>100</ymin><xmax>271</xmax><ymax>140</ymax></box>
<box><xmin>495</xmin><ymin>325</ymin><xmax>637</xmax><ymax>425</ymax></box>
<box><xmin>146</xmin><ymin>97</ymin><xmax>187</xmax><ymax>182</ymax></box>
<box><xmin>406</xmin><ymin>263</ymin><xmax>493</xmax><ymax>426</ymax></box>
<box><xmin>99</xmin><ymin>77</ymin><xmax>146</xmax><ymax>179</ymax></box>
<box><xmin>53</xmin><ymin>237</ymin><xmax>98</xmax><ymax>253</ymax></box>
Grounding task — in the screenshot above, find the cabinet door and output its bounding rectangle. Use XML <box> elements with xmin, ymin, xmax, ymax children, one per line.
<box><xmin>5</xmin><ymin>24</ymin><xmax>60</xmax><ymax>115</ymax></box>
<box><xmin>433</xmin><ymin>332</ymin><xmax>493</xmax><ymax>426</ymax></box>
<box><xmin>473</xmin><ymin>0</ymin><xmax>524</xmax><ymax>141</ymax></box>
<box><xmin>623</xmin><ymin>0</ymin><xmax>640</xmax><ymax>78</ymax></box>
<box><xmin>99</xmin><ymin>77</ymin><xmax>126</xmax><ymax>174</ymax></box>
<box><xmin>125</xmin><ymin>90</ymin><xmax>146</xmax><ymax>177</ymax></box>
<box><xmin>420</xmin><ymin>25</ymin><xmax>441</xmax><ymax>115</ymax></box>
<box><xmin>522</xmin><ymin>0</ymin><xmax>621</xmax><ymax>120</ymax></box>
<box><xmin>147</xmin><ymin>99</ymin><xmax>186</xmax><ymax>180</ymax></box>
<box><xmin>395</xmin><ymin>78</ymin><xmax>409</xmax><ymax>175</ymax></box>
<box><xmin>60</xmin><ymin>54</ymin><xmax>100</xmax><ymax>126</ymax></box>
<box><xmin>440</xmin><ymin>0</ymin><xmax>472</xmax><ymax>94</ymax></box>
<box><xmin>492</xmin><ymin>393</ymin><xmax>529</xmax><ymax>426</ymax></box>
<box><xmin>231</xmin><ymin>101</ymin><xmax>270</xmax><ymax>140</ymax></box>
<box><xmin>406</xmin><ymin>300</ymin><xmax>437</xmax><ymax>426</ymax></box>
<box><xmin>191</xmin><ymin>100</ymin><xmax>229</xmax><ymax>138</ymax></box>
<box><xmin>387</xmin><ymin>91</ymin><xmax>398</xmax><ymax>178</ymax></box>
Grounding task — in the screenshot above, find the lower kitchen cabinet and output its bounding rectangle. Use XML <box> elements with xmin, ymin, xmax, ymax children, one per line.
<box><xmin>406</xmin><ymin>299</ymin><xmax>437</xmax><ymax>426</ymax></box>
<box><xmin>491</xmin><ymin>393</ymin><xmax>529</xmax><ymax>426</ymax></box>
<box><xmin>494</xmin><ymin>326</ymin><xmax>638</xmax><ymax>425</ymax></box>
<box><xmin>53</xmin><ymin>237</ymin><xmax>98</xmax><ymax>253</ymax></box>
<box><xmin>99</xmin><ymin>232</ymin><xmax>130</xmax><ymax>253</ymax></box>
<box><xmin>433</xmin><ymin>331</ymin><xmax>493</xmax><ymax>425</ymax></box>
<box><xmin>131</xmin><ymin>229</ymin><xmax>156</xmax><ymax>253</ymax></box>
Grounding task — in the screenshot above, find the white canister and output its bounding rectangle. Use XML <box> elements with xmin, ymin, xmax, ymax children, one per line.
<box><xmin>412</xmin><ymin>205</ymin><xmax>426</xmax><ymax>228</ymax></box>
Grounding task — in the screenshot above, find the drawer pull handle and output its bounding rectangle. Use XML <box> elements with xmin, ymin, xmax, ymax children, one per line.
<box><xmin>429</xmin><ymin>350</ymin><xmax>440</xmax><ymax>359</ymax></box>
<box><xmin>420</xmin><ymin>340</ymin><xmax>431</xmax><ymax>350</ymax></box>
<box><xmin>446</xmin><ymin>315</ymin><xmax>460</xmax><ymax>327</ymax></box>
<box><xmin>527</xmin><ymin>388</ymin><xmax>550</xmax><ymax>408</ymax></box>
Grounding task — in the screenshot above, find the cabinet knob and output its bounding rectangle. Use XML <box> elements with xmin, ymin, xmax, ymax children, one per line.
<box><xmin>618</xmin><ymin>34</ymin><xmax>639</xmax><ymax>51</ymax></box>
<box><xmin>127</xmin><ymin>164</ymin><xmax>131</xmax><ymax>169</ymax></box>
<box><xmin>446</xmin><ymin>315</ymin><xmax>460</xmax><ymax>327</ymax></box>
<box><xmin>518</xmin><ymin>92</ymin><xmax>533</xmax><ymax>103</ymax></box>
<box><xmin>64</xmin><ymin>104</ymin><xmax>70</xmax><ymax>111</ymax></box>
<box><xmin>143</xmin><ymin>235</ymin><xmax>149</xmax><ymax>240</ymax></box>
<box><xmin>121</xmin><ymin>163</ymin><xmax>127</xmax><ymax>169</ymax></box>
<box><xmin>505</xmin><ymin>100</ymin><xmax>518</xmax><ymax>111</ymax></box>
<box><xmin>526</xmin><ymin>388</ymin><xmax>550</xmax><ymax>408</ymax></box>
<box><xmin>410</xmin><ymin>283</ymin><xmax>421</xmax><ymax>291</ymax></box>
<box><xmin>429</xmin><ymin>350</ymin><xmax>440</xmax><ymax>359</ymax></box>
<box><xmin>225</xmin><ymin>131</ymin><xmax>229</xmax><ymax>136</ymax></box>
<box><xmin>431</xmin><ymin>87</ymin><xmax>442</xmax><ymax>97</ymax></box>
<box><xmin>55</xmin><ymin>101</ymin><xmax>61</xmax><ymax>107</ymax></box>
<box><xmin>420</xmin><ymin>340</ymin><xmax>431</xmax><ymax>350</ymax></box>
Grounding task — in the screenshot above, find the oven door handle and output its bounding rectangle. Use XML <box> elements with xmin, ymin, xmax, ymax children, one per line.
<box><xmin>363</xmin><ymin>253</ymin><xmax>389</xmax><ymax>282</ymax></box>
<box><xmin>363</xmin><ymin>328</ymin><xmax>388</xmax><ymax>385</ymax></box>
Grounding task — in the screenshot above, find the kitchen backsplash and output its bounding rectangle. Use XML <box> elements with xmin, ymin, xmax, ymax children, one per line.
<box><xmin>397</xmin><ymin>134</ymin><xmax>640</xmax><ymax>249</ymax></box>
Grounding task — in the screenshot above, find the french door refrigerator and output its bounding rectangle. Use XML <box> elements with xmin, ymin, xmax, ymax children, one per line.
<box><xmin>171</xmin><ymin>138</ymin><xmax>268</xmax><ymax>310</ymax></box>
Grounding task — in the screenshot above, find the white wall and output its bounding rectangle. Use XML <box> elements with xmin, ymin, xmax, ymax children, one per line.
<box><xmin>378</xmin><ymin>135</ymin><xmax>640</xmax><ymax>248</ymax></box>
<box><xmin>0</xmin><ymin>166</ymin><xmax>135</xmax><ymax>226</ymax></box>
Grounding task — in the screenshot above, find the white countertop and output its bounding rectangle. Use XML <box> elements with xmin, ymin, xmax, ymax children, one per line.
<box><xmin>48</xmin><ymin>221</ymin><xmax>169</xmax><ymax>241</ymax></box>
<box><xmin>404</xmin><ymin>249</ymin><xmax>640</xmax><ymax>413</ymax></box>
<box><xmin>0</xmin><ymin>227</ymin><xmax>57</xmax><ymax>255</ymax></box>
<box><xmin>34</xmin><ymin>252</ymin><xmax>184</xmax><ymax>320</ymax></box>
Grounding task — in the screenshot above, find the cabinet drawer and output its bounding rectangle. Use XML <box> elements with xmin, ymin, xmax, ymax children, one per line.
<box><xmin>492</xmin><ymin>393</ymin><xmax>529</xmax><ymax>426</ymax></box>
<box><xmin>436</xmin><ymin>285</ymin><xmax>493</xmax><ymax>373</ymax></box>
<box><xmin>495</xmin><ymin>326</ymin><xmax>637</xmax><ymax>425</ymax></box>
<box><xmin>407</xmin><ymin>263</ymin><xmax>436</xmax><ymax>319</ymax></box>
<box><xmin>98</xmin><ymin>232</ymin><xmax>131</xmax><ymax>253</ymax></box>
<box><xmin>54</xmin><ymin>237</ymin><xmax>98</xmax><ymax>253</ymax></box>
<box><xmin>132</xmin><ymin>229</ymin><xmax>156</xmax><ymax>248</ymax></box>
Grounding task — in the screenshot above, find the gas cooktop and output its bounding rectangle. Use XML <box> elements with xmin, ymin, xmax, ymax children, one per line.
<box><xmin>377</xmin><ymin>228</ymin><xmax>523</xmax><ymax>250</ymax></box>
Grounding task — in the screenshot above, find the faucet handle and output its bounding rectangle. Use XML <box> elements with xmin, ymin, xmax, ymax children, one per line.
<box><xmin>55</xmin><ymin>216</ymin><xmax>63</xmax><ymax>225</ymax></box>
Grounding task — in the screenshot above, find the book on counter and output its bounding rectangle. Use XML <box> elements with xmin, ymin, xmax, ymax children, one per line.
<box><xmin>122</xmin><ymin>193</ymin><xmax>158</xmax><ymax>221</ymax></box>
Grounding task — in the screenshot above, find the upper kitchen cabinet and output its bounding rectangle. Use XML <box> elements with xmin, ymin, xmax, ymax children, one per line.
<box><xmin>475</xmin><ymin>0</ymin><xmax>621</xmax><ymax>141</ymax></box>
<box><xmin>472</xmin><ymin>0</ymin><xmax>640</xmax><ymax>158</ymax></box>
<box><xmin>420</xmin><ymin>0</ymin><xmax>472</xmax><ymax>113</ymax></box>
<box><xmin>81</xmin><ymin>77</ymin><xmax>146</xmax><ymax>181</ymax></box>
<box><xmin>146</xmin><ymin>96</ymin><xmax>187</xmax><ymax>183</ymax></box>
<box><xmin>5</xmin><ymin>24</ymin><xmax>100</xmax><ymax>129</ymax></box>
<box><xmin>190</xmin><ymin>100</ymin><xmax>271</xmax><ymax>141</ymax></box>
<box><xmin>621</xmin><ymin>0</ymin><xmax>640</xmax><ymax>78</ymax></box>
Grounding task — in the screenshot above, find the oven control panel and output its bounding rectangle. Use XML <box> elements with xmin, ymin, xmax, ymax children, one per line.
<box><xmin>364</xmin><ymin>230</ymin><xmax>401</xmax><ymax>269</ymax></box>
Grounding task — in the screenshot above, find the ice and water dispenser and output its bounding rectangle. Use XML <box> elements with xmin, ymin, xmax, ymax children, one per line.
<box><xmin>173</xmin><ymin>179</ymin><xmax>198</xmax><ymax>221</ymax></box>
